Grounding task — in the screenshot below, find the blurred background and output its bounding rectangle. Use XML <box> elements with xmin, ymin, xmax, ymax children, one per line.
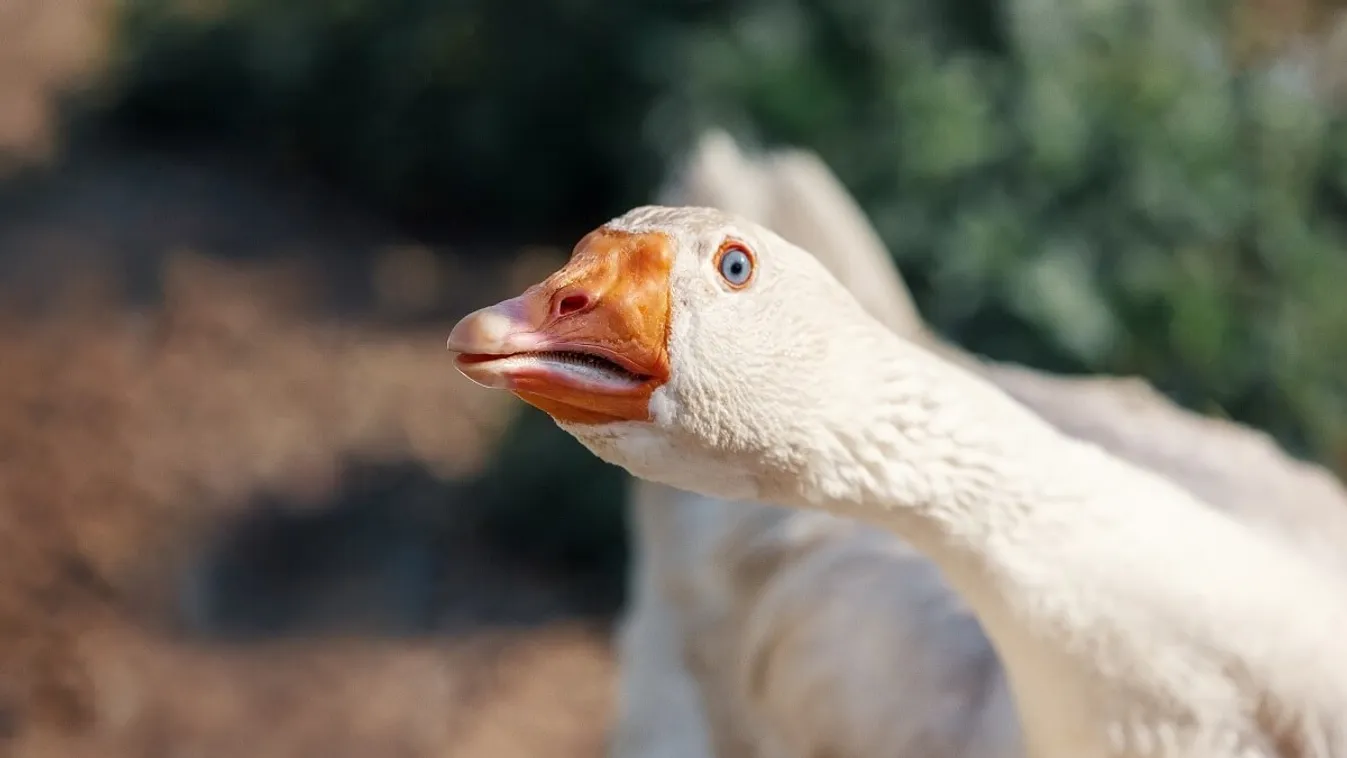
<box><xmin>3</xmin><ymin>0</ymin><xmax>1347</xmax><ymax>754</ymax></box>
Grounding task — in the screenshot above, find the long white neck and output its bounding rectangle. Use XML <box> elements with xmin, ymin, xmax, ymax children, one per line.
<box><xmin>762</xmin><ymin>322</ymin><xmax>1347</xmax><ymax>754</ymax></box>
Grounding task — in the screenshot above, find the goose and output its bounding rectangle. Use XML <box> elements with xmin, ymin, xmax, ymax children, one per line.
<box><xmin>449</xmin><ymin>205</ymin><xmax>1347</xmax><ymax>758</ymax></box>
<box><xmin>618</xmin><ymin>131</ymin><xmax>1347</xmax><ymax>758</ymax></box>
<box><xmin>617</xmin><ymin>131</ymin><xmax>1347</xmax><ymax>758</ymax></box>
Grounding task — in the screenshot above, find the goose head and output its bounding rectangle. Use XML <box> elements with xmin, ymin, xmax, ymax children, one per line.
<box><xmin>447</xmin><ymin>205</ymin><xmax>885</xmax><ymax>502</ymax></box>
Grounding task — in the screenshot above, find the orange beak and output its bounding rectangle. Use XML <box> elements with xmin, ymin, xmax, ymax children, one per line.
<box><xmin>446</xmin><ymin>227</ymin><xmax>674</xmax><ymax>425</ymax></box>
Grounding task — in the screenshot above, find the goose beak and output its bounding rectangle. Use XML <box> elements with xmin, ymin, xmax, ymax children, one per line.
<box><xmin>447</xmin><ymin>227</ymin><xmax>674</xmax><ymax>425</ymax></box>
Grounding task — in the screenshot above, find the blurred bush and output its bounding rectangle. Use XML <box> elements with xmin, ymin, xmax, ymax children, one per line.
<box><xmin>100</xmin><ymin>0</ymin><xmax>724</xmax><ymax>237</ymax></box>
<box><xmin>474</xmin><ymin>408</ymin><xmax>630</xmax><ymax>583</ymax></box>
<box><xmin>93</xmin><ymin>0</ymin><xmax>1347</xmax><ymax>566</ymax></box>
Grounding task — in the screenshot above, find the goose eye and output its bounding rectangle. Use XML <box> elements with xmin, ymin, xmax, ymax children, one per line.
<box><xmin>717</xmin><ymin>246</ymin><xmax>753</xmax><ymax>288</ymax></box>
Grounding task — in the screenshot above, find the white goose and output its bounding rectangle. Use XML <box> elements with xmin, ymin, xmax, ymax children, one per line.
<box><xmin>449</xmin><ymin>206</ymin><xmax>1347</xmax><ymax>757</ymax></box>
<box><xmin>613</xmin><ymin>132</ymin><xmax>1347</xmax><ymax>758</ymax></box>
<box><xmin>615</xmin><ymin>132</ymin><xmax>1347</xmax><ymax>758</ymax></box>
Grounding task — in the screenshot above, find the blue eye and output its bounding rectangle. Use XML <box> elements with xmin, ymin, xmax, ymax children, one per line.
<box><xmin>718</xmin><ymin>246</ymin><xmax>754</xmax><ymax>287</ymax></box>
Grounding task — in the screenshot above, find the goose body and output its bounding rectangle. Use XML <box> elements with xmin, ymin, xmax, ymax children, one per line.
<box><xmin>449</xmin><ymin>205</ymin><xmax>1347</xmax><ymax>757</ymax></box>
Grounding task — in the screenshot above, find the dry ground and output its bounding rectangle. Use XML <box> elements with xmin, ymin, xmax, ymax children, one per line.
<box><xmin>0</xmin><ymin>145</ymin><xmax>616</xmax><ymax>758</ymax></box>
<box><xmin>0</xmin><ymin>41</ymin><xmax>619</xmax><ymax>748</ymax></box>
<box><xmin>0</xmin><ymin>3</ymin><xmax>623</xmax><ymax>753</ymax></box>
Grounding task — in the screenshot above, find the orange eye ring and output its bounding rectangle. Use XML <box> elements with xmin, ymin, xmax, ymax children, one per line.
<box><xmin>714</xmin><ymin>239</ymin><xmax>756</xmax><ymax>290</ymax></box>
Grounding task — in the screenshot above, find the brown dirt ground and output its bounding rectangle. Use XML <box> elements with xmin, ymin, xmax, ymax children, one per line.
<box><xmin>0</xmin><ymin>164</ymin><xmax>617</xmax><ymax>756</ymax></box>
<box><xmin>0</xmin><ymin>20</ymin><xmax>617</xmax><ymax>747</ymax></box>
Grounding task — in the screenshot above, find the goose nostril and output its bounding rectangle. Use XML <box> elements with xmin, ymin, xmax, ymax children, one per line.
<box><xmin>555</xmin><ymin>292</ymin><xmax>591</xmax><ymax>317</ymax></box>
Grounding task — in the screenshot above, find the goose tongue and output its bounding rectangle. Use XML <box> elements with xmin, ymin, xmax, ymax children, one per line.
<box><xmin>446</xmin><ymin>227</ymin><xmax>675</xmax><ymax>424</ymax></box>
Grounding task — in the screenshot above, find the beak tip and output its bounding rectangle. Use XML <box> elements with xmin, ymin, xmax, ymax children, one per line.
<box><xmin>446</xmin><ymin>304</ymin><xmax>537</xmax><ymax>355</ymax></box>
<box><xmin>445</xmin><ymin>320</ymin><xmax>471</xmax><ymax>354</ymax></box>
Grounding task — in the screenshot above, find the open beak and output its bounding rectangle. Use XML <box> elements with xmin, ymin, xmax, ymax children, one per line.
<box><xmin>446</xmin><ymin>227</ymin><xmax>674</xmax><ymax>425</ymax></box>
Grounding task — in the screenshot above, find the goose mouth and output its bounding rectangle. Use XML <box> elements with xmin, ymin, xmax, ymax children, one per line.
<box><xmin>454</xmin><ymin>347</ymin><xmax>652</xmax><ymax>394</ymax></box>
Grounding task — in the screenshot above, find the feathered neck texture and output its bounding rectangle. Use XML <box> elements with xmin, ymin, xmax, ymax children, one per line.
<box><xmin>734</xmin><ymin>308</ymin><xmax>1347</xmax><ymax>753</ymax></box>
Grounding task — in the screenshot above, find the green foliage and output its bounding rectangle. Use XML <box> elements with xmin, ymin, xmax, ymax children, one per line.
<box><xmin>104</xmin><ymin>0</ymin><xmax>722</xmax><ymax>236</ymax></box>
<box><xmin>97</xmin><ymin>0</ymin><xmax>1347</xmax><ymax>567</ymax></box>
